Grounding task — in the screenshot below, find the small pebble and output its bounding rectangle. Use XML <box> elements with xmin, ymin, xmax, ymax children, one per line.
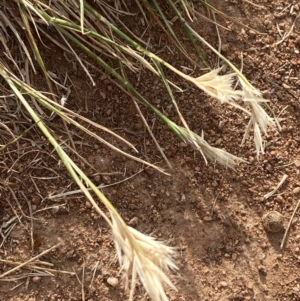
<box><xmin>203</xmin><ymin>216</ymin><xmax>213</xmax><ymax>222</ymax></box>
<box><xmin>248</xmin><ymin>30</ymin><xmax>256</xmax><ymax>37</ymax></box>
<box><xmin>293</xmin><ymin>187</ymin><xmax>300</xmax><ymax>194</ymax></box>
<box><xmin>32</xmin><ymin>276</ymin><xmax>41</xmax><ymax>283</ymax></box>
<box><xmin>107</xmin><ymin>277</ymin><xmax>119</xmax><ymax>287</ymax></box>
<box><xmin>219</xmin><ymin>281</ymin><xmax>228</xmax><ymax>288</ymax></box>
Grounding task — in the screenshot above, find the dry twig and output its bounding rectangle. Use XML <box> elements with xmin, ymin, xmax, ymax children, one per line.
<box><xmin>280</xmin><ymin>200</ymin><xmax>300</xmax><ymax>250</ymax></box>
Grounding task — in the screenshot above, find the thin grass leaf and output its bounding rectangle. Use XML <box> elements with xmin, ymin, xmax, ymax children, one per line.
<box><xmin>18</xmin><ymin>2</ymin><xmax>54</xmax><ymax>98</ymax></box>
<box><xmin>79</xmin><ymin>0</ymin><xmax>84</xmax><ymax>33</ymax></box>
<box><xmin>165</xmin><ymin>0</ymin><xmax>208</xmax><ymax>67</ymax></box>
<box><xmin>151</xmin><ymin>0</ymin><xmax>189</xmax><ymax>58</ymax></box>
<box><xmin>0</xmin><ymin>10</ymin><xmax>36</xmax><ymax>73</ymax></box>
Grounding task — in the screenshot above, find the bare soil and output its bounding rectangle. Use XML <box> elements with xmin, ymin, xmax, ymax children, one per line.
<box><xmin>1</xmin><ymin>1</ymin><xmax>300</xmax><ymax>301</ymax></box>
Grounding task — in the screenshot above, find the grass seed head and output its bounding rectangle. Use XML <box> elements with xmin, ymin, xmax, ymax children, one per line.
<box><xmin>241</xmin><ymin>84</ymin><xmax>277</xmax><ymax>157</ymax></box>
<box><xmin>189</xmin><ymin>67</ymin><xmax>243</xmax><ymax>104</ymax></box>
<box><xmin>110</xmin><ymin>212</ymin><xmax>177</xmax><ymax>301</ymax></box>
<box><xmin>177</xmin><ymin>127</ymin><xmax>245</xmax><ymax>168</ymax></box>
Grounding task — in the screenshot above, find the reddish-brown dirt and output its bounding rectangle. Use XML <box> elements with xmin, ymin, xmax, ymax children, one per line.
<box><xmin>1</xmin><ymin>1</ymin><xmax>300</xmax><ymax>300</ymax></box>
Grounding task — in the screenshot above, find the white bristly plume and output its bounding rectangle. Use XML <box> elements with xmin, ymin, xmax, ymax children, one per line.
<box><xmin>110</xmin><ymin>212</ymin><xmax>178</xmax><ymax>301</ymax></box>
<box><xmin>240</xmin><ymin>83</ymin><xmax>278</xmax><ymax>157</ymax></box>
<box><xmin>189</xmin><ymin>67</ymin><xmax>243</xmax><ymax>104</ymax></box>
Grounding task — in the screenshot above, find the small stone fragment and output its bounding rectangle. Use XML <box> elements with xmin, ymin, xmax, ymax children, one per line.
<box><xmin>262</xmin><ymin>211</ymin><xmax>284</xmax><ymax>233</ymax></box>
<box><xmin>203</xmin><ymin>216</ymin><xmax>213</xmax><ymax>222</ymax></box>
<box><xmin>128</xmin><ymin>217</ymin><xmax>138</xmax><ymax>226</ymax></box>
<box><xmin>32</xmin><ymin>276</ymin><xmax>41</xmax><ymax>283</ymax></box>
<box><xmin>293</xmin><ymin>187</ymin><xmax>300</xmax><ymax>194</ymax></box>
<box><xmin>248</xmin><ymin>30</ymin><xmax>256</xmax><ymax>37</ymax></box>
<box><xmin>219</xmin><ymin>281</ymin><xmax>228</xmax><ymax>287</ymax></box>
<box><xmin>107</xmin><ymin>277</ymin><xmax>119</xmax><ymax>287</ymax></box>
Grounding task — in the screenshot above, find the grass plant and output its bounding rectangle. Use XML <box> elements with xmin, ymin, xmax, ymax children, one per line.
<box><xmin>0</xmin><ymin>1</ymin><xmax>279</xmax><ymax>300</ymax></box>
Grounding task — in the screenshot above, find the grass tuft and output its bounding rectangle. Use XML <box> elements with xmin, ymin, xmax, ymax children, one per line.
<box><xmin>0</xmin><ymin>0</ymin><xmax>279</xmax><ymax>299</ymax></box>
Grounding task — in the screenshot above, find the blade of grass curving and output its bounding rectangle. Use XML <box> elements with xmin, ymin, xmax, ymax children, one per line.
<box><xmin>152</xmin><ymin>59</ymin><xmax>208</xmax><ymax>164</ymax></box>
<box><xmin>0</xmin><ymin>10</ymin><xmax>36</xmax><ymax>73</ymax></box>
<box><xmin>165</xmin><ymin>0</ymin><xmax>208</xmax><ymax>67</ymax></box>
<box><xmin>0</xmin><ymin>66</ymin><xmax>128</xmax><ymax>223</ymax></box>
<box><xmin>196</xmin><ymin>0</ymin><xmax>264</xmax><ymax>35</ymax></box>
<box><xmin>119</xmin><ymin>60</ymin><xmax>172</xmax><ymax>169</ymax></box>
<box><xmin>17</xmin><ymin>2</ymin><xmax>54</xmax><ymax>99</ymax></box>
<box><xmin>150</xmin><ymin>0</ymin><xmax>190</xmax><ymax>57</ymax></box>
<box><xmin>179</xmin><ymin>0</ymin><xmax>194</xmax><ymax>21</ymax></box>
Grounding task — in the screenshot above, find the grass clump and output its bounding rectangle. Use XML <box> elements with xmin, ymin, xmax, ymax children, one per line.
<box><xmin>0</xmin><ymin>0</ymin><xmax>279</xmax><ymax>300</ymax></box>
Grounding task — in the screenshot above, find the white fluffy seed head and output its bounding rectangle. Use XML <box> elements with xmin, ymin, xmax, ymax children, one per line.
<box><xmin>110</xmin><ymin>212</ymin><xmax>178</xmax><ymax>301</ymax></box>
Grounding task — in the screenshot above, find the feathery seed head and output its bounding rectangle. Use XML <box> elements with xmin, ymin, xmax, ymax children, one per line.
<box><xmin>110</xmin><ymin>212</ymin><xmax>177</xmax><ymax>301</ymax></box>
<box><xmin>176</xmin><ymin>126</ymin><xmax>245</xmax><ymax>168</ymax></box>
<box><xmin>240</xmin><ymin>83</ymin><xmax>278</xmax><ymax>157</ymax></box>
<box><xmin>189</xmin><ymin>67</ymin><xmax>243</xmax><ymax>104</ymax></box>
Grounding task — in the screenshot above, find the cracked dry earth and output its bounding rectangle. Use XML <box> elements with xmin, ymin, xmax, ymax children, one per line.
<box><xmin>1</xmin><ymin>0</ymin><xmax>300</xmax><ymax>301</ymax></box>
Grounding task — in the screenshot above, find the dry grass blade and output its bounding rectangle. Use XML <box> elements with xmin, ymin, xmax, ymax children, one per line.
<box><xmin>0</xmin><ymin>243</ymin><xmax>62</xmax><ymax>279</ymax></box>
<box><xmin>18</xmin><ymin>2</ymin><xmax>55</xmax><ymax>98</ymax></box>
<box><xmin>0</xmin><ymin>259</ymin><xmax>75</xmax><ymax>276</ymax></box>
<box><xmin>133</xmin><ymin>100</ymin><xmax>172</xmax><ymax>169</ymax></box>
<box><xmin>263</xmin><ymin>174</ymin><xmax>288</xmax><ymax>200</ymax></box>
<box><xmin>0</xmin><ymin>10</ymin><xmax>35</xmax><ymax>72</ymax></box>
<box><xmin>280</xmin><ymin>200</ymin><xmax>300</xmax><ymax>249</ymax></box>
